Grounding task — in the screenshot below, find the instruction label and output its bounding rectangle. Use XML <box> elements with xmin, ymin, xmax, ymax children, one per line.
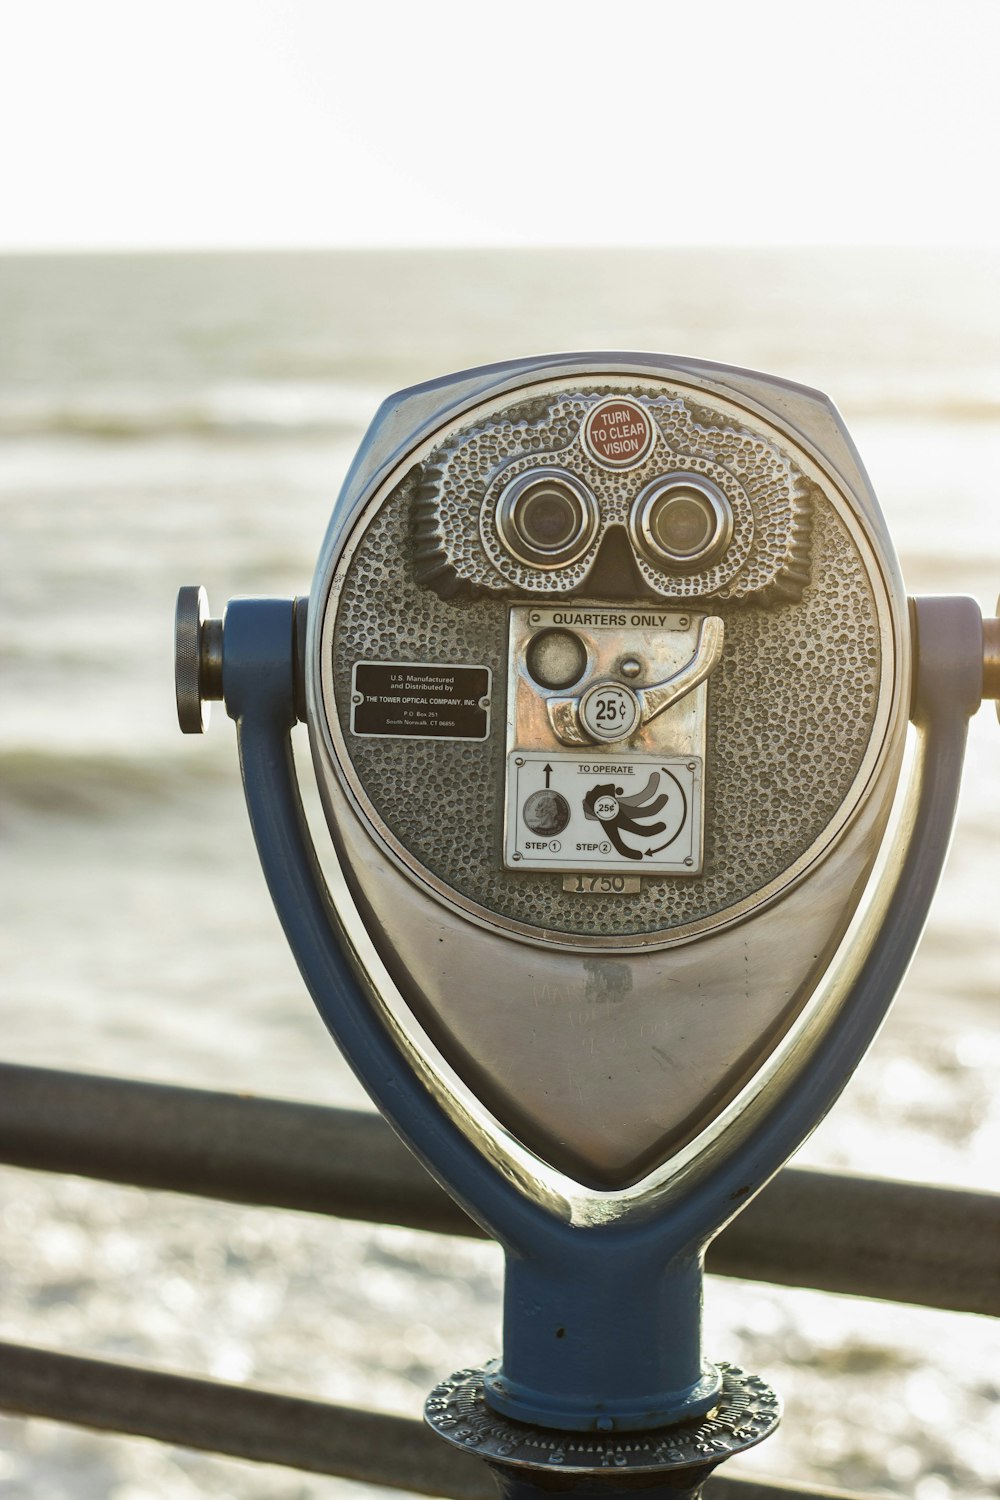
<box><xmin>505</xmin><ymin>752</ymin><xmax>702</xmax><ymax>873</ymax></box>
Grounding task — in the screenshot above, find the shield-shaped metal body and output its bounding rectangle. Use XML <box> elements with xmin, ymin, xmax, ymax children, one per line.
<box><xmin>306</xmin><ymin>354</ymin><xmax>909</xmax><ymax>1209</ymax></box>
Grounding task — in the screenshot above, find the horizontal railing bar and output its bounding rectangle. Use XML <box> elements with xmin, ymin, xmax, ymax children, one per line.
<box><xmin>708</xmin><ymin>1163</ymin><xmax>998</xmax><ymax>1314</ymax></box>
<box><xmin>0</xmin><ymin>1340</ymin><xmax>874</xmax><ymax>1500</ymax></box>
<box><xmin>0</xmin><ymin>1062</ymin><xmax>464</xmax><ymax>1230</ymax></box>
<box><xmin>0</xmin><ymin>1063</ymin><xmax>997</xmax><ymax>1315</ymax></box>
<box><xmin>0</xmin><ymin>1339</ymin><xmax>488</xmax><ymax>1498</ymax></box>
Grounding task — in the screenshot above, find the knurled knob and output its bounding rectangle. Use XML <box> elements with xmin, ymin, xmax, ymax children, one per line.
<box><xmin>175</xmin><ymin>586</ymin><xmax>224</xmax><ymax>734</ymax></box>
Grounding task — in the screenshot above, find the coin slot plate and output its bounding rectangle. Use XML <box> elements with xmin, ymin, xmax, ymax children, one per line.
<box><xmin>505</xmin><ymin>606</ymin><xmax>710</xmax><ymax>875</ymax></box>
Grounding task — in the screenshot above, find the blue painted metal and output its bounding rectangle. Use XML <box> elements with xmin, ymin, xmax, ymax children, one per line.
<box><xmin>222</xmin><ymin>591</ymin><xmax>980</xmax><ymax>1435</ymax></box>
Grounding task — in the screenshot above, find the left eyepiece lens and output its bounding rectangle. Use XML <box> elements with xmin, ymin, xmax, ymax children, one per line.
<box><xmin>495</xmin><ymin>469</ymin><xmax>599</xmax><ymax>569</ymax></box>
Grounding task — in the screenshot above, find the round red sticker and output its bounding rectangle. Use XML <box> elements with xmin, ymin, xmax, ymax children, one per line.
<box><xmin>582</xmin><ymin>398</ymin><xmax>655</xmax><ymax>470</ymax></box>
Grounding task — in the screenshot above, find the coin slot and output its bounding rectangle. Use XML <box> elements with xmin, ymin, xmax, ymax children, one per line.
<box><xmin>578</xmin><ymin>681</ymin><xmax>642</xmax><ymax>743</ymax></box>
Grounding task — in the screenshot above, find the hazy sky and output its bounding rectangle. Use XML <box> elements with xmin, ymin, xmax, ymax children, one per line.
<box><xmin>3</xmin><ymin>0</ymin><xmax>999</xmax><ymax>249</ymax></box>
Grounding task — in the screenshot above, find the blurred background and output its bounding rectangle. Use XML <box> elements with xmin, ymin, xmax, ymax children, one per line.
<box><xmin>1</xmin><ymin>4</ymin><xmax>998</xmax><ymax>1497</ymax></box>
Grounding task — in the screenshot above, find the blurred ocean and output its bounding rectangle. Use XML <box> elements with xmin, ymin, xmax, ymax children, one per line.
<box><xmin>0</xmin><ymin>249</ymin><xmax>998</xmax><ymax>1498</ymax></box>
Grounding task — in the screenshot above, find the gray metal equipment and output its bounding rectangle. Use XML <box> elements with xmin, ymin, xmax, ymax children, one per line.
<box><xmin>176</xmin><ymin>353</ymin><xmax>999</xmax><ymax>1498</ymax></box>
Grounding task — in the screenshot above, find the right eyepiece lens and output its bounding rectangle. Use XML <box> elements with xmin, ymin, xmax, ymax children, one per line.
<box><xmin>632</xmin><ymin>476</ymin><xmax>733</xmax><ymax>570</ymax></box>
<box><xmin>651</xmin><ymin>492</ymin><xmax>716</xmax><ymax>557</ymax></box>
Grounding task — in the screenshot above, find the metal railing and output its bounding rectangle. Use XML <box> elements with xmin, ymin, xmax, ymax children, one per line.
<box><xmin>1</xmin><ymin>1061</ymin><xmax>997</xmax><ymax>1499</ymax></box>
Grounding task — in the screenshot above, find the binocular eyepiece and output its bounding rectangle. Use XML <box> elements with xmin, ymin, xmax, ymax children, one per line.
<box><xmin>177</xmin><ymin>352</ymin><xmax>998</xmax><ymax>1495</ymax></box>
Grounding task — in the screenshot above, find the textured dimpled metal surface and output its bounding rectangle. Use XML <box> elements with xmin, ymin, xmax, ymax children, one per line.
<box><xmin>331</xmin><ymin>387</ymin><xmax>883</xmax><ymax>940</ymax></box>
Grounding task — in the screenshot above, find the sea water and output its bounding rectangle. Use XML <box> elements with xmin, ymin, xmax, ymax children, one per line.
<box><xmin>0</xmin><ymin>250</ymin><xmax>998</xmax><ymax>1497</ymax></box>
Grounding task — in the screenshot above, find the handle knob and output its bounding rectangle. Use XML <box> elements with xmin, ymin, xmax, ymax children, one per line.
<box><xmin>175</xmin><ymin>586</ymin><xmax>224</xmax><ymax>734</ymax></box>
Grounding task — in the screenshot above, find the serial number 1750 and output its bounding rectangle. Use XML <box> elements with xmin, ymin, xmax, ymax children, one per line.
<box><xmin>562</xmin><ymin>874</ymin><xmax>641</xmax><ymax>895</ymax></box>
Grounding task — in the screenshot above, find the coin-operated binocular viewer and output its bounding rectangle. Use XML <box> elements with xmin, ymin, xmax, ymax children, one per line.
<box><xmin>176</xmin><ymin>354</ymin><xmax>999</xmax><ymax>1498</ymax></box>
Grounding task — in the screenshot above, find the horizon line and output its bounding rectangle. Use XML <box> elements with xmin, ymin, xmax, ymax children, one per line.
<box><xmin>2</xmin><ymin>242</ymin><xmax>997</xmax><ymax>258</ymax></box>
